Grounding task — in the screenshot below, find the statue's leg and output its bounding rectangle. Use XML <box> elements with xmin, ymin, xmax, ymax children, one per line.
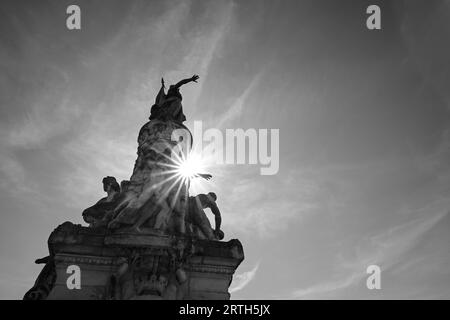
<box><xmin>193</xmin><ymin>209</ymin><xmax>215</xmax><ymax>240</ymax></box>
<box><xmin>132</xmin><ymin>203</ymin><xmax>159</xmax><ymax>232</ymax></box>
<box><xmin>185</xmin><ymin>222</ymin><xmax>194</xmax><ymax>237</ymax></box>
<box><xmin>170</xmin><ymin>190</ymin><xmax>187</xmax><ymax>235</ymax></box>
<box><xmin>108</xmin><ymin>190</ymin><xmax>139</xmax><ymax>229</ymax></box>
<box><xmin>113</xmin><ymin>200</ymin><xmax>130</xmax><ymax>217</ymax></box>
<box><xmin>193</xmin><ymin>226</ymin><xmax>207</xmax><ymax>239</ymax></box>
<box><xmin>134</xmin><ymin>182</ymin><xmax>157</xmax><ymax>208</ymax></box>
<box><xmin>109</xmin><ymin>183</ymin><xmax>155</xmax><ymax>229</ymax></box>
<box><xmin>132</xmin><ymin>184</ymin><xmax>173</xmax><ymax>231</ymax></box>
<box><xmin>153</xmin><ymin>195</ymin><xmax>173</xmax><ymax>230</ymax></box>
<box><xmin>153</xmin><ymin>207</ymin><xmax>171</xmax><ymax>230</ymax></box>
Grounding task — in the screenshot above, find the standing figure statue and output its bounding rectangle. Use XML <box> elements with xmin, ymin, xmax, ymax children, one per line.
<box><xmin>107</xmin><ymin>75</ymin><xmax>200</xmax><ymax>233</ymax></box>
<box><xmin>150</xmin><ymin>75</ymin><xmax>199</xmax><ymax>123</ymax></box>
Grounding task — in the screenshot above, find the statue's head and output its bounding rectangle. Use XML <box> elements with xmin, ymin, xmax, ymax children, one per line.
<box><xmin>208</xmin><ymin>192</ymin><xmax>217</xmax><ymax>201</ymax></box>
<box><xmin>102</xmin><ymin>176</ymin><xmax>120</xmax><ymax>193</ymax></box>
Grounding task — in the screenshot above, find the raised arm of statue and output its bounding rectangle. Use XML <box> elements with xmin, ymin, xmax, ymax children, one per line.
<box><xmin>173</xmin><ymin>74</ymin><xmax>199</xmax><ymax>89</ymax></box>
<box><xmin>194</xmin><ymin>173</ymin><xmax>212</xmax><ymax>181</ymax></box>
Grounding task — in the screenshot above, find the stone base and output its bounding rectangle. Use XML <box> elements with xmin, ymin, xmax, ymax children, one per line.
<box><xmin>25</xmin><ymin>222</ymin><xmax>244</xmax><ymax>300</ymax></box>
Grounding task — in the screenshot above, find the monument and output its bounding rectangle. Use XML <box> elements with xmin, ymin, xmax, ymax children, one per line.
<box><xmin>24</xmin><ymin>75</ymin><xmax>244</xmax><ymax>300</ymax></box>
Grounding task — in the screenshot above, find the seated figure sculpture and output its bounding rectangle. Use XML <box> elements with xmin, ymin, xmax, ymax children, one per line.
<box><xmin>186</xmin><ymin>192</ymin><xmax>224</xmax><ymax>240</ymax></box>
<box><xmin>82</xmin><ymin>176</ymin><xmax>121</xmax><ymax>228</ymax></box>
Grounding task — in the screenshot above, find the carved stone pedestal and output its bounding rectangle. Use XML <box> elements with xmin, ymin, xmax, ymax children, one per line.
<box><xmin>25</xmin><ymin>222</ymin><xmax>244</xmax><ymax>300</ymax></box>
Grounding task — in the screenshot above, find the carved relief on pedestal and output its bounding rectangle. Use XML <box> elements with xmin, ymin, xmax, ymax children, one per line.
<box><xmin>110</xmin><ymin>239</ymin><xmax>193</xmax><ymax>300</ymax></box>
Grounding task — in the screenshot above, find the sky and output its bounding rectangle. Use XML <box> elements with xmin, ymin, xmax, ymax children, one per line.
<box><xmin>0</xmin><ymin>0</ymin><xmax>449</xmax><ymax>299</ymax></box>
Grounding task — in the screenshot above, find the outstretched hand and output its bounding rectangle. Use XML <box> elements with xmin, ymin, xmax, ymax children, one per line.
<box><xmin>161</xmin><ymin>77</ymin><xmax>165</xmax><ymax>88</ymax></box>
<box><xmin>191</xmin><ymin>74</ymin><xmax>199</xmax><ymax>83</ymax></box>
<box><xmin>197</xmin><ymin>173</ymin><xmax>212</xmax><ymax>180</ymax></box>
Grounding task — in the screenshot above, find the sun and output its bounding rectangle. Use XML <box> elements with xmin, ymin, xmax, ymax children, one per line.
<box><xmin>176</xmin><ymin>152</ymin><xmax>205</xmax><ymax>179</ymax></box>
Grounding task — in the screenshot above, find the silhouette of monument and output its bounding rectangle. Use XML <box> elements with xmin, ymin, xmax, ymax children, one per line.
<box><xmin>24</xmin><ymin>75</ymin><xmax>244</xmax><ymax>300</ymax></box>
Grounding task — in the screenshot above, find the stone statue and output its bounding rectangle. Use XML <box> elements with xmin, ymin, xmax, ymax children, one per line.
<box><xmin>81</xmin><ymin>76</ymin><xmax>224</xmax><ymax>241</ymax></box>
<box><xmin>82</xmin><ymin>176</ymin><xmax>121</xmax><ymax>228</ymax></box>
<box><xmin>186</xmin><ymin>192</ymin><xmax>224</xmax><ymax>240</ymax></box>
<box><xmin>25</xmin><ymin>73</ymin><xmax>245</xmax><ymax>301</ymax></box>
<box><xmin>149</xmin><ymin>75</ymin><xmax>199</xmax><ymax>123</ymax></box>
<box><xmin>107</xmin><ymin>76</ymin><xmax>200</xmax><ymax>233</ymax></box>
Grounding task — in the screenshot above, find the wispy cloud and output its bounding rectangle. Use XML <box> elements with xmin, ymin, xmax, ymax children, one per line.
<box><xmin>186</xmin><ymin>1</ymin><xmax>235</xmax><ymax>106</ymax></box>
<box><xmin>290</xmin><ymin>209</ymin><xmax>449</xmax><ymax>299</ymax></box>
<box><xmin>142</xmin><ymin>0</ymin><xmax>235</xmax><ymax>109</ymax></box>
<box><xmin>216</xmin><ymin>69</ymin><xmax>265</xmax><ymax>128</ymax></box>
<box><xmin>222</xmin><ymin>168</ymin><xmax>325</xmax><ymax>237</ymax></box>
<box><xmin>7</xmin><ymin>97</ymin><xmax>81</xmax><ymax>149</ymax></box>
<box><xmin>291</xmin><ymin>272</ymin><xmax>360</xmax><ymax>299</ymax></box>
<box><xmin>230</xmin><ymin>262</ymin><xmax>260</xmax><ymax>294</ymax></box>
